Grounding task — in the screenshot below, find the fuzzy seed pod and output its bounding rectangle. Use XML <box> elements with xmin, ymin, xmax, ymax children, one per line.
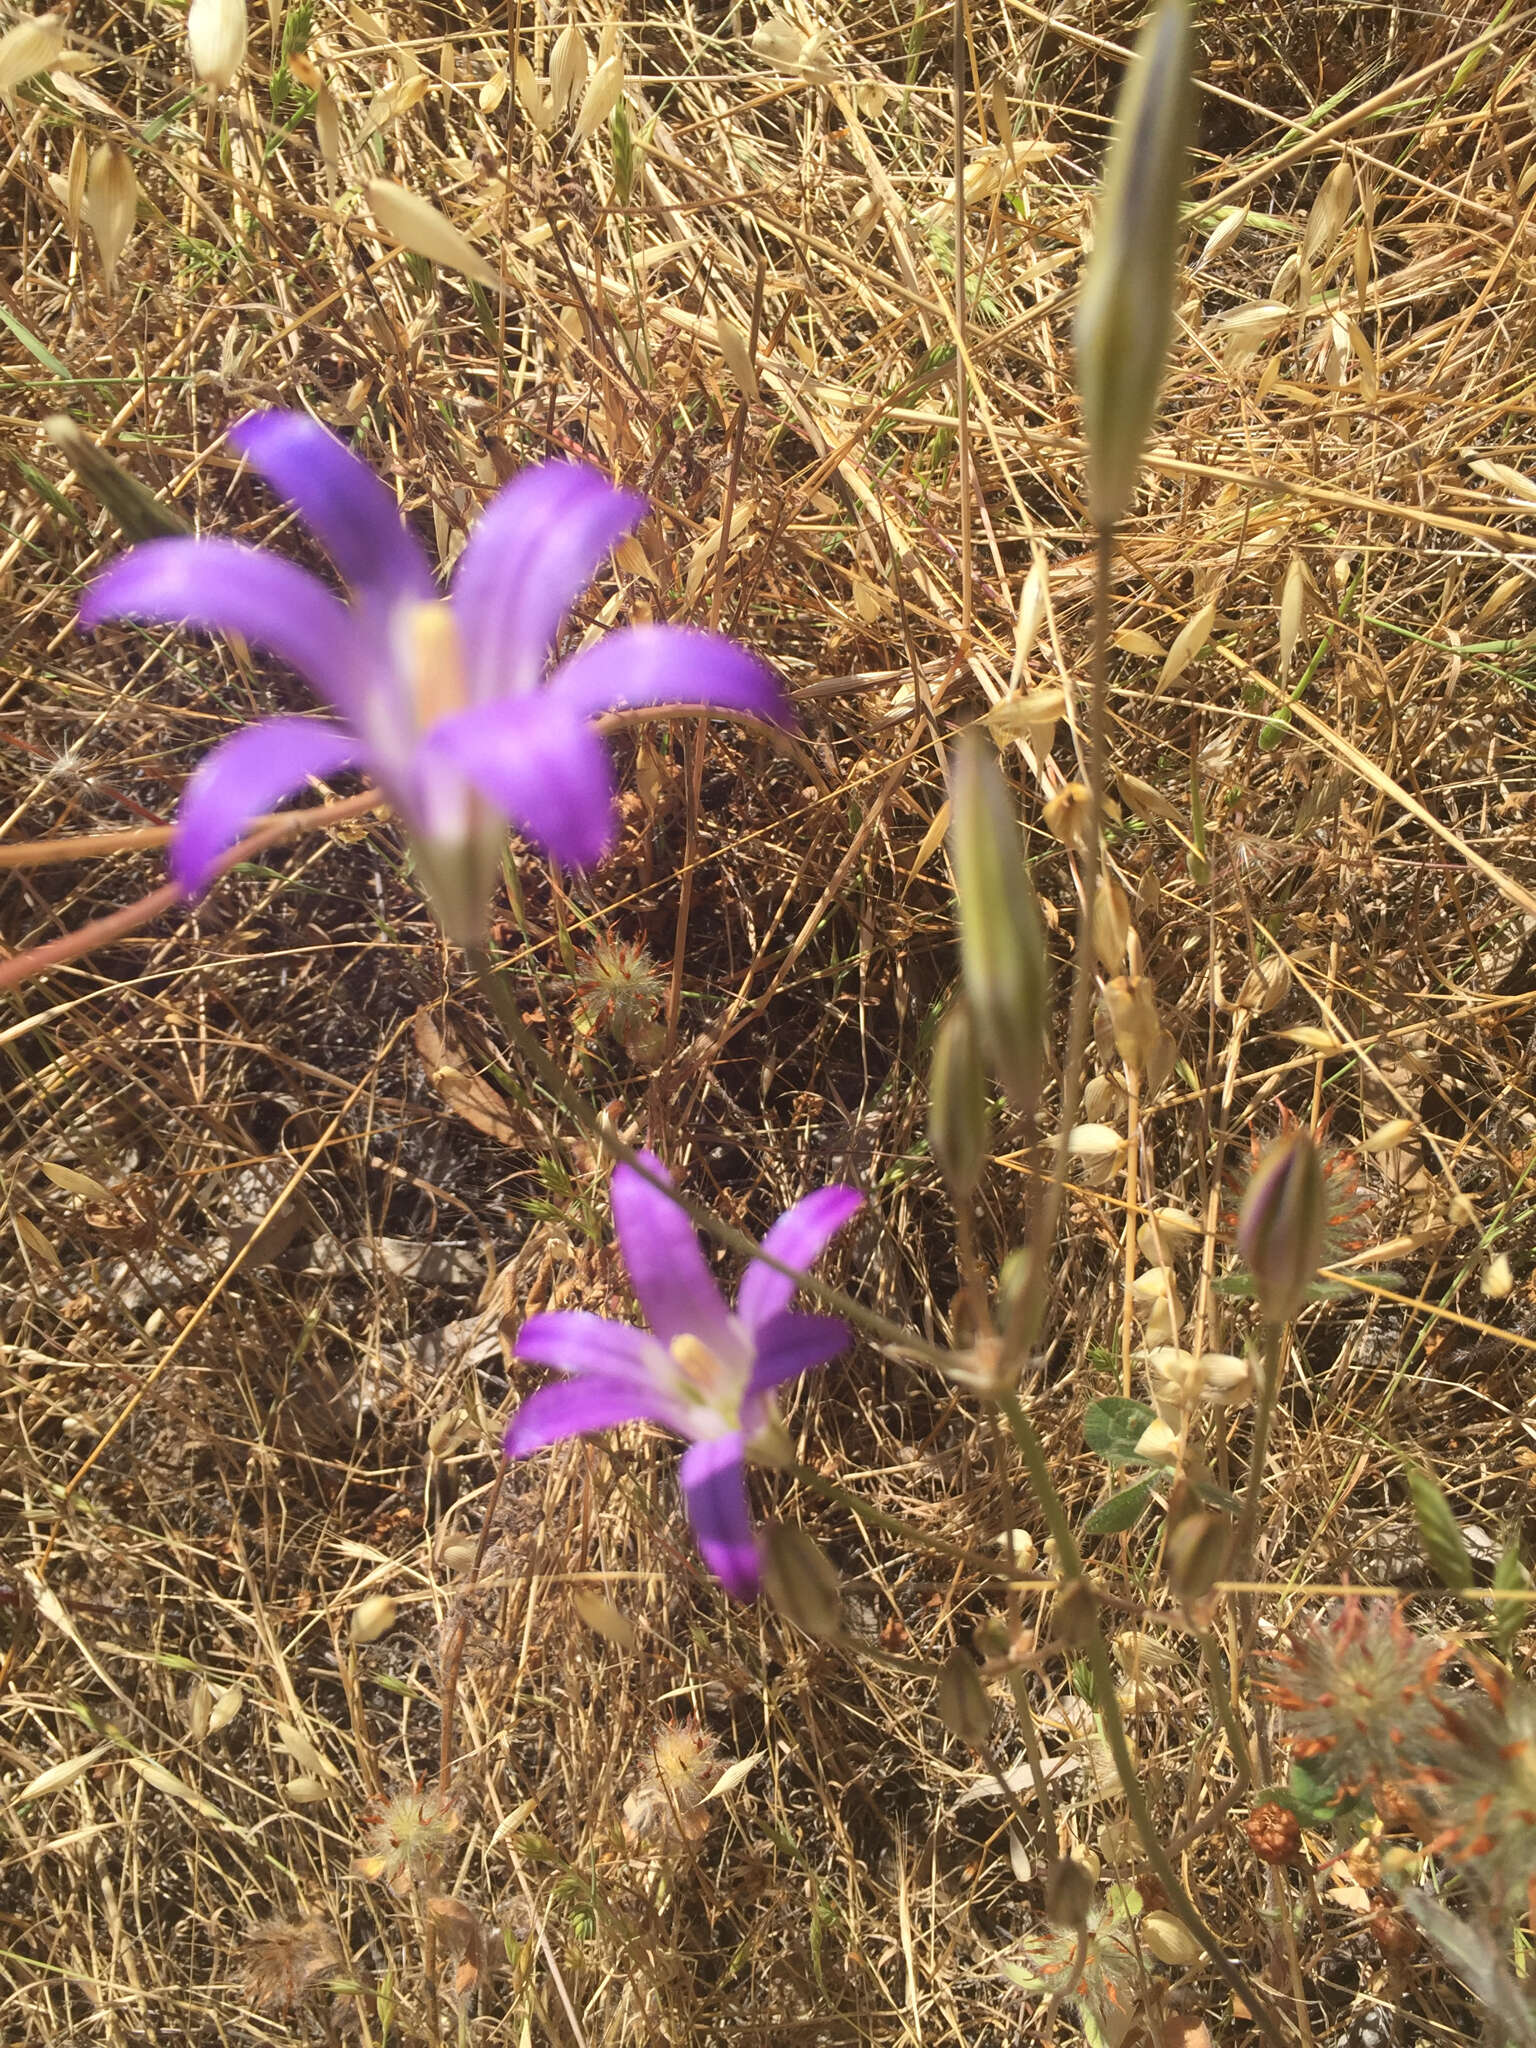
<box><xmin>1073</xmin><ymin>0</ymin><xmax>1193</xmax><ymax>526</ymax></box>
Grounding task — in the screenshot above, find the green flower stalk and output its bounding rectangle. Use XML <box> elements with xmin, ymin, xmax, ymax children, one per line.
<box><xmin>947</xmin><ymin>731</ymin><xmax>1049</xmax><ymax>1118</ymax></box>
<box><xmin>1074</xmin><ymin>0</ymin><xmax>1193</xmax><ymax>527</ymax></box>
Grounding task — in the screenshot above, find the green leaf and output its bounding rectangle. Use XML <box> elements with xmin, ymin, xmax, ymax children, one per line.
<box><xmin>1265</xmin><ymin>1757</ymin><xmax>1342</xmax><ymax>1827</ymax></box>
<box><xmin>1491</xmin><ymin>1538</ymin><xmax>1531</xmax><ymax>1661</ymax></box>
<box><xmin>1083</xmin><ymin>1396</ymin><xmax>1159</xmax><ymax>1465</ymax></box>
<box><xmin>1084</xmin><ymin>1478</ymin><xmax>1158</xmax><ymax>1535</ymax></box>
<box><xmin>1401</xmin><ymin>1458</ymin><xmax>1475</xmax><ymax>1592</ymax></box>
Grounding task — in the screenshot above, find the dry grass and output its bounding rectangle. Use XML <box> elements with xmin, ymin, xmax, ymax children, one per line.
<box><xmin>4</xmin><ymin>0</ymin><xmax>1536</xmax><ymax>2041</ymax></box>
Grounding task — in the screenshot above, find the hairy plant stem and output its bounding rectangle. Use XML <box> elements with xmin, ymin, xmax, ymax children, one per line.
<box><xmin>1003</xmin><ymin>520</ymin><xmax>1114</xmax><ymax>1372</ymax></box>
<box><xmin>465</xmin><ymin>943</ymin><xmax>956</xmax><ymax>1372</ymax></box>
<box><xmin>996</xmin><ymin>1390</ymin><xmax>1289</xmax><ymax>2048</ymax></box>
<box><xmin>1236</xmin><ymin>1320</ymin><xmax>1285</xmax><ymax>1576</ymax></box>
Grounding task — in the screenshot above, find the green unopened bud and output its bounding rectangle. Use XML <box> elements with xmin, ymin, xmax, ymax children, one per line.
<box><xmin>761</xmin><ymin>1523</ymin><xmax>843</xmax><ymax>1639</ymax></box>
<box><xmin>1164</xmin><ymin>1509</ymin><xmax>1231</xmax><ymax>1605</ymax></box>
<box><xmin>1236</xmin><ymin>1129</ymin><xmax>1326</xmax><ymax>1323</ymax></box>
<box><xmin>1074</xmin><ymin>0</ymin><xmax>1193</xmax><ymax>526</ymax></box>
<box><xmin>929</xmin><ymin>1000</ymin><xmax>991</xmax><ymax>1199</ymax></box>
<box><xmin>1044</xmin><ymin>1855</ymin><xmax>1097</xmax><ymax>1932</ymax></box>
<box><xmin>935</xmin><ymin>1650</ymin><xmax>993</xmax><ymax>1745</ymax></box>
<box><xmin>948</xmin><ymin>731</ymin><xmax>1049</xmax><ymax>1116</ymax></box>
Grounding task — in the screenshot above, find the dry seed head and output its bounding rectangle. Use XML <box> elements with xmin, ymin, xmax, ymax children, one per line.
<box><xmin>1043</xmin><ymin>780</ymin><xmax>1093</xmax><ymax>849</ymax></box>
<box><xmin>0</xmin><ymin>10</ymin><xmax>65</xmax><ymax>98</ymax></box>
<box><xmin>1073</xmin><ymin>0</ymin><xmax>1192</xmax><ymax>525</ymax></box>
<box><xmin>83</xmin><ymin>143</ymin><xmax>137</xmax><ymax>298</ymax></box>
<box><xmin>548</xmin><ymin>23</ymin><xmax>589</xmax><ymax>119</ymax></box>
<box><xmin>354</xmin><ymin>1786</ymin><xmax>462</xmax><ymax>1895</ymax></box>
<box><xmin>1044</xmin><ymin>1854</ymin><xmax>1097</xmax><ymax>1932</ymax></box>
<box><xmin>1231</xmin><ymin>952</ymin><xmax>1290</xmax><ymax>1016</ymax></box>
<box><xmin>947</xmin><ymin>731</ymin><xmax>1049</xmax><ymax>1116</ymax></box>
<box><xmin>187</xmin><ymin>0</ymin><xmax>247</xmax><ymax>91</ymax></box>
<box><xmin>1140</xmin><ymin>1909</ymin><xmax>1204</xmax><ymax>1966</ymax></box>
<box><xmin>1103</xmin><ymin>973</ymin><xmax>1161</xmax><ymax>1072</ymax></box>
<box><xmin>1092</xmin><ymin>876</ymin><xmax>1131</xmax><ymax>969</ymax></box>
<box><xmin>365</xmin><ymin>179</ymin><xmax>500</xmax><ymax>290</ymax></box>
<box><xmin>239</xmin><ymin>1914</ymin><xmax>344</xmax><ymax>2013</ymax></box>
<box><xmin>576</xmin><ymin>52</ymin><xmax>624</xmax><ymax>141</ymax></box>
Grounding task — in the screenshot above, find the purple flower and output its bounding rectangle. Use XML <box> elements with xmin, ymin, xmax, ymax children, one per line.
<box><xmin>506</xmin><ymin>1153</ymin><xmax>862</xmax><ymax>1599</ymax></box>
<box><xmin>77</xmin><ymin>411</ymin><xmax>790</xmax><ymax>943</ymax></box>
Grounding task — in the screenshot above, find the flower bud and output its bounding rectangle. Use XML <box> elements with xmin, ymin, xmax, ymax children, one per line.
<box><xmin>83</xmin><ymin>142</ymin><xmax>137</xmax><ymax>298</ymax></box>
<box><xmin>761</xmin><ymin>1522</ymin><xmax>843</xmax><ymax>1639</ymax></box>
<box><xmin>935</xmin><ymin>1650</ymin><xmax>993</xmax><ymax>1745</ymax></box>
<box><xmin>1236</xmin><ymin>1129</ymin><xmax>1326</xmax><ymax>1323</ymax></box>
<box><xmin>929</xmin><ymin>1000</ymin><xmax>991</xmax><ymax>1200</ymax></box>
<box><xmin>187</xmin><ymin>0</ymin><xmax>247</xmax><ymax>92</ymax></box>
<box><xmin>948</xmin><ymin>731</ymin><xmax>1049</xmax><ymax>1116</ymax></box>
<box><xmin>1073</xmin><ymin>0</ymin><xmax>1193</xmax><ymax>526</ymax></box>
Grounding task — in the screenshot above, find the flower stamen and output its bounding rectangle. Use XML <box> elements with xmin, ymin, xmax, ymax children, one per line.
<box><xmin>403</xmin><ymin>600</ymin><xmax>467</xmax><ymax>730</ymax></box>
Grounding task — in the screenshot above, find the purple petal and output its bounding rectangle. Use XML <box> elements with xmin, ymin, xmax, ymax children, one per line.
<box><xmin>503</xmin><ymin>1374</ymin><xmax>680</xmax><ymax>1458</ymax></box>
<box><xmin>745</xmin><ymin>1311</ymin><xmax>852</xmax><ymax>1400</ymax></box>
<box><xmin>79</xmin><ymin>537</ymin><xmax>365</xmax><ymax>720</ymax></box>
<box><xmin>678</xmin><ymin>1435</ymin><xmax>760</xmax><ymax>1599</ymax></box>
<box><xmin>548</xmin><ymin>625</ymin><xmax>794</xmax><ymax>731</ymax></box>
<box><xmin>513</xmin><ymin>1311</ymin><xmax>665</xmax><ymax>1387</ymax></box>
<box><xmin>736</xmin><ymin>1185</ymin><xmax>864</xmax><ymax>1330</ymax></box>
<box><xmin>230</xmin><ymin>410</ymin><xmax>435</xmax><ymax>607</ymax></box>
<box><xmin>424</xmin><ymin>698</ymin><xmax>618</xmax><ymax>868</ymax></box>
<box><xmin>611</xmin><ymin>1152</ymin><xmax>738</xmax><ymax>1355</ymax></box>
<box><xmin>451</xmin><ymin>462</ymin><xmax>648</xmax><ymax>704</ymax></box>
<box><xmin>170</xmin><ymin>716</ymin><xmax>359</xmax><ymax>893</ymax></box>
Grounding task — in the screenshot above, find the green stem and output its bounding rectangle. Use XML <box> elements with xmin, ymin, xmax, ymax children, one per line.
<box><xmin>996</xmin><ymin>1392</ymin><xmax>1288</xmax><ymax>2048</ymax></box>
<box><xmin>1236</xmin><ymin>1321</ymin><xmax>1284</xmax><ymax>1575</ymax></box>
<box><xmin>1002</xmin><ymin>519</ymin><xmax>1114</xmax><ymax>1371</ymax></box>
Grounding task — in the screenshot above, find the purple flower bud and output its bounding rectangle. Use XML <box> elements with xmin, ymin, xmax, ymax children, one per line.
<box><xmin>1236</xmin><ymin>1129</ymin><xmax>1326</xmax><ymax>1323</ymax></box>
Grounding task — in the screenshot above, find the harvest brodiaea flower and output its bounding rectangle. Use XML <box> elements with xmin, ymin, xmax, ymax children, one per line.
<box><xmin>78</xmin><ymin>411</ymin><xmax>789</xmax><ymax>942</ymax></box>
<box><xmin>505</xmin><ymin>1154</ymin><xmax>862</xmax><ymax>1598</ymax></box>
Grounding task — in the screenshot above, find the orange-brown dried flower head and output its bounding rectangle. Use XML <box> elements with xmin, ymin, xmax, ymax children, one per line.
<box><xmin>1244</xmin><ymin>1801</ymin><xmax>1302</xmax><ymax>1866</ymax></box>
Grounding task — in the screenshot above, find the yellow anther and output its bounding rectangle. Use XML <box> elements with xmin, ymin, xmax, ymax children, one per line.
<box><xmin>403</xmin><ymin>601</ymin><xmax>467</xmax><ymax>730</ymax></box>
<box><xmin>669</xmin><ymin>1332</ymin><xmax>724</xmax><ymax>1394</ymax></box>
